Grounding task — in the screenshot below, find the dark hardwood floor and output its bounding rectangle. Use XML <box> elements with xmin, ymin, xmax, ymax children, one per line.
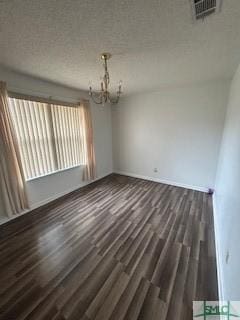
<box><xmin>0</xmin><ymin>174</ymin><xmax>218</xmax><ymax>320</ymax></box>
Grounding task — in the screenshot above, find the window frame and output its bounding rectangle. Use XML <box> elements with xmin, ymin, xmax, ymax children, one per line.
<box><xmin>8</xmin><ymin>91</ymin><xmax>85</xmax><ymax>181</ymax></box>
<box><xmin>26</xmin><ymin>163</ymin><xmax>82</xmax><ymax>182</ymax></box>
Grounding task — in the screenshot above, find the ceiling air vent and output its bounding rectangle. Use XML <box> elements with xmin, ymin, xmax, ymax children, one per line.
<box><xmin>191</xmin><ymin>0</ymin><xmax>223</xmax><ymax>20</ymax></box>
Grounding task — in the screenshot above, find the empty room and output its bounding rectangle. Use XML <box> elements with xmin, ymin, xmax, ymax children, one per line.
<box><xmin>0</xmin><ymin>0</ymin><xmax>240</xmax><ymax>319</ymax></box>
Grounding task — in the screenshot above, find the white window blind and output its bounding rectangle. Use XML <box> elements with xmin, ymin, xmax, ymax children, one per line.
<box><xmin>51</xmin><ymin>105</ymin><xmax>85</xmax><ymax>170</ymax></box>
<box><xmin>8</xmin><ymin>97</ymin><xmax>85</xmax><ymax>180</ymax></box>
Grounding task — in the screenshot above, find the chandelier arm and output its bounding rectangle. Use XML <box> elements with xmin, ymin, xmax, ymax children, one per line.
<box><xmin>90</xmin><ymin>92</ymin><xmax>104</xmax><ymax>104</ymax></box>
<box><xmin>108</xmin><ymin>93</ymin><xmax>121</xmax><ymax>104</ymax></box>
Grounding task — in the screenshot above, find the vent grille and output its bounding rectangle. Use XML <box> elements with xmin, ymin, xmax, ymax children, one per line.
<box><xmin>191</xmin><ymin>0</ymin><xmax>222</xmax><ymax>20</ymax></box>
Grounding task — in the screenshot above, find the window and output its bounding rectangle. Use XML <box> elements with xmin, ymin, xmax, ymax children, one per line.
<box><xmin>8</xmin><ymin>96</ymin><xmax>86</xmax><ymax>180</ymax></box>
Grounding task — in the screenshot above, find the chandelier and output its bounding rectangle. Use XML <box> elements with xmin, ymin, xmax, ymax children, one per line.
<box><xmin>89</xmin><ymin>53</ymin><xmax>122</xmax><ymax>105</ymax></box>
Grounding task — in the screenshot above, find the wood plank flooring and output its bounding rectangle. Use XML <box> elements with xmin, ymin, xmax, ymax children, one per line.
<box><xmin>0</xmin><ymin>174</ymin><xmax>218</xmax><ymax>320</ymax></box>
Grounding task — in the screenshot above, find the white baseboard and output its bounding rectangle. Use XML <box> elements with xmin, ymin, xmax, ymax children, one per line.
<box><xmin>29</xmin><ymin>187</ymin><xmax>83</xmax><ymax>211</ymax></box>
<box><xmin>114</xmin><ymin>170</ymin><xmax>209</xmax><ymax>192</ymax></box>
<box><xmin>212</xmin><ymin>194</ymin><xmax>224</xmax><ymax>301</ymax></box>
<box><xmin>0</xmin><ymin>173</ymin><xmax>111</xmax><ymax>226</ymax></box>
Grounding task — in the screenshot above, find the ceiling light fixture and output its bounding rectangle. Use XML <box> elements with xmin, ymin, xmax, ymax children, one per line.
<box><xmin>89</xmin><ymin>53</ymin><xmax>122</xmax><ymax>105</ymax></box>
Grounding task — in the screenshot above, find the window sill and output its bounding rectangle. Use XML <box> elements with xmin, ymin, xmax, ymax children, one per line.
<box><xmin>26</xmin><ymin>164</ymin><xmax>84</xmax><ymax>182</ymax></box>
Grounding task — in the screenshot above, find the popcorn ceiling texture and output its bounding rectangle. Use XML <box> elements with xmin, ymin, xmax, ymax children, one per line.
<box><xmin>0</xmin><ymin>0</ymin><xmax>240</xmax><ymax>94</ymax></box>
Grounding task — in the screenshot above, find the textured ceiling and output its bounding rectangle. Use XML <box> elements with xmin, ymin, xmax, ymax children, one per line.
<box><xmin>0</xmin><ymin>0</ymin><xmax>240</xmax><ymax>94</ymax></box>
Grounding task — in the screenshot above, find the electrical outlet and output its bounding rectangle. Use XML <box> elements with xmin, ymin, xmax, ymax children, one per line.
<box><xmin>154</xmin><ymin>168</ymin><xmax>158</xmax><ymax>173</ymax></box>
<box><xmin>226</xmin><ymin>250</ymin><xmax>230</xmax><ymax>264</ymax></box>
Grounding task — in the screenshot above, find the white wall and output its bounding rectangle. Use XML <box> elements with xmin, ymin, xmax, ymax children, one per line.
<box><xmin>112</xmin><ymin>81</ymin><xmax>229</xmax><ymax>191</ymax></box>
<box><xmin>214</xmin><ymin>65</ymin><xmax>240</xmax><ymax>300</ymax></box>
<box><xmin>0</xmin><ymin>66</ymin><xmax>113</xmax><ymax>220</ymax></box>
